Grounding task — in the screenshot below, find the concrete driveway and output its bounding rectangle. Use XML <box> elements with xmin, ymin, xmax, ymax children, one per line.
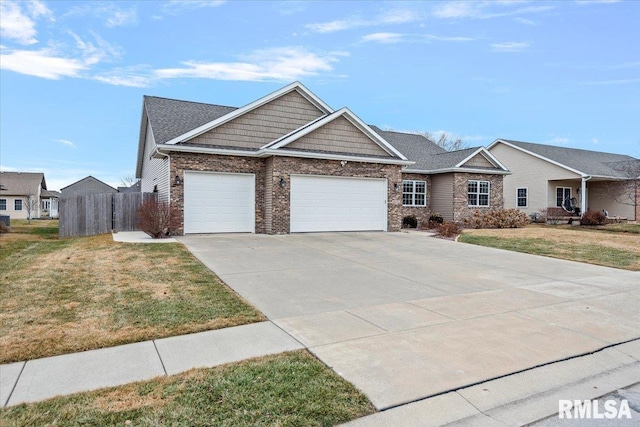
<box><xmin>180</xmin><ymin>232</ymin><xmax>640</xmax><ymax>411</ymax></box>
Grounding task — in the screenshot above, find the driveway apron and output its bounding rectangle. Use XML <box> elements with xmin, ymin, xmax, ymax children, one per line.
<box><xmin>179</xmin><ymin>232</ymin><xmax>640</xmax><ymax>410</ymax></box>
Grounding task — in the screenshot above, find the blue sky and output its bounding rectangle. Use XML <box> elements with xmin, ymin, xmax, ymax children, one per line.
<box><xmin>1</xmin><ymin>0</ymin><xmax>638</xmax><ymax>191</ymax></box>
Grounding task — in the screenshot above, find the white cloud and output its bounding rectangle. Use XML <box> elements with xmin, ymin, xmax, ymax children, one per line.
<box><xmin>0</xmin><ymin>0</ymin><xmax>53</xmax><ymax>45</ymax></box>
<box><xmin>592</xmin><ymin>138</ymin><xmax>600</xmax><ymax>145</ymax></box>
<box><xmin>63</xmin><ymin>3</ymin><xmax>137</xmax><ymax>27</ymax></box>
<box><xmin>104</xmin><ymin>6</ymin><xmax>137</xmax><ymax>28</ymax></box>
<box><xmin>514</xmin><ymin>17</ymin><xmax>537</xmax><ymax>25</ymax></box>
<box><xmin>0</xmin><ymin>48</ymin><xmax>87</xmax><ymax>79</ymax></box>
<box><xmin>491</xmin><ymin>41</ymin><xmax>530</xmax><ymax>52</ymax></box>
<box><xmin>55</xmin><ymin>139</ymin><xmax>76</xmax><ymax>148</ymax></box>
<box><xmin>578</xmin><ymin>78</ymin><xmax>640</xmax><ymax>85</ymax></box>
<box><xmin>547</xmin><ymin>136</ymin><xmax>570</xmax><ymax>145</ymax></box>
<box><xmin>424</xmin><ymin>34</ymin><xmax>474</xmax><ymax>42</ymax></box>
<box><xmin>306</xmin><ymin>8</ymin><xmax>419</xmax><ymax>33</ymax></box>
<box><xmin>361</xmin><ymin>33</ymin><xmax>404</xmax><ymax>44</ymax></box>
<box><xmin>154</xmin><ymin>47</ymin><xmax>342</xmax><ymax>82</ymax></box>
<box><xmin>163</xmin><ymin>0</ymin><xmax>226</xmax><ymax>13</ymax></box>
<box><xmin>433</xmin><ymin>1</ymin><xmax>554</xmax><ymax>20</ymax></box>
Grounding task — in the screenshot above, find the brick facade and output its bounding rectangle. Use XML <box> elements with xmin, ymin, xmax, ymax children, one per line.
<box><xmin>452</xmin><ymin>172</ymin><xmax>504</xmax><ymax>222</ymax></box>
<box><xmin>400</xmin><ymin>173</ymin><xmax>432</xmax><ymax>228</ymax></box>
<box><xmin>168</xmin><ymin>152</ymin><xmax>403</xmax><ymax>235</ymax></box>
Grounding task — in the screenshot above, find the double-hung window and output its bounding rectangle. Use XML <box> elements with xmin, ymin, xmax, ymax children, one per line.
<box><xmin>0</xmin><ymin>199</ymin><xmax>6</xmax><ymax>211</ymax></box>
<box><xmin>516</xmin><ymin>188</ymin><xmax>528</xmax><ymax>208</ymax></box>
<box><xmin>556</xmin><ymin>187</ymin><xmax>571</xmax><ymax>207</ymax></box>
<box><xmin>403</xmin><ymin>180</ymin><xmax>426</xmax><ymax>206</ymax></box>
<box><xmin>14</xmin><ymin>199</ymin><xmax>23</xmax><ymax>211</ymax></box>
<box><xmin>468</xmin><ymin>180</ymin><xmax>490</xmax><ymax>207</ymax></box>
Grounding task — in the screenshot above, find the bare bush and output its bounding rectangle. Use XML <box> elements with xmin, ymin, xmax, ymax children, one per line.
<box><xmin>463</xmin><ymin>209</ymin><xmax>530</xmax><ymax>229</ymax></box>
<box><xmin>436</xmin><ymin>221</ymin><xmax>462</xmax><ymax>238</ymax></box>
<box><xmin>136</xmin><ymin>198</ymin><xmax>180</xmax><ymax>238</ymax></box>
<box><xmin>580</xmin><ymin>210</ymin><xmax>607</xmax><ymax>226</ymax></box>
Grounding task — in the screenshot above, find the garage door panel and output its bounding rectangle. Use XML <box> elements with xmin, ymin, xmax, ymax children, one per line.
<box><xmin>291</xmin><ymin>175</ymin><xmax>387</xmax><ymax>232</ymax></box>
<box><xmin>184</xmin><ymin>172</ymin><xmax>255</xmax><ymax>234</ymax></box>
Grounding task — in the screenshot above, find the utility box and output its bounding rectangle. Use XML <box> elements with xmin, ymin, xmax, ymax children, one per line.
<box><xmin>0</xmin><ymin>215</ymin><xmax>9</xmax><ymax>227</ymax></box>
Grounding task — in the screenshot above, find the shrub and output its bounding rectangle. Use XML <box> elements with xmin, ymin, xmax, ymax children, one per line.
<box><xmin>463</xmin><ymin>209</ymin><xmax>530</xmax><ymax>229</ymax></box>
<box><xmin>580</xmin><ymin>210</ymin><xmax>607</xmax><ymax>226</ymax></box>
<box><xmin>426</xmin><ymin>213</ymin><xmax>444</xmax><ymax>229</ymax></box>
<box><xmin>136</xmin><ymin>198</ymin><xmax>181</xmax><ymax>238</ymax></box>
<box><xmin>402</xmin><ymin>215</ymin><xmax>418</xmax><ymax>229</ymax></box>
<box><xmin>436</xmin><ymin>221</ymin><xmax>461</xmax><ymax>238</ymax></box>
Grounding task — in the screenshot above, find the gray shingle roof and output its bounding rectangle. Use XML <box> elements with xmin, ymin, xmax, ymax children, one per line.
<box><xmin>500</xmin><ymin>139</ymin><xmax>638</xmax><ymax>178</ymax></box>
<box><xmin>144</xmin><ymin>96</ymin><xmax>237</xmax><ymax>145</ymax></box>
<box><xmin>370</xmin><ymin>126</ymin><xmax>447</xmax><ymax>167</ymax></box>
<box><xmin>0</xmin><ymin>172</ymin><xmax>46</xmax><ymax>195</ymax></box>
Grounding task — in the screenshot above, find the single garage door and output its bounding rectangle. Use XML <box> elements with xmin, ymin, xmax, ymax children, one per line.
<box><xmin>290</xmin><ymin>175</ymin><xmax>387</xmax><ymax>232</ymax></box>
<box><xmin>184</xmin><ymin>171</ymin><xmax>255</xmax><ymax>233</ymax></box>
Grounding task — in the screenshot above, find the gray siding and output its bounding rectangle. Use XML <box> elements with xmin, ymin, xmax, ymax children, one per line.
<box><xmin>286</xmin><ymin>116</ymin><xmax>392</xmax><ymax>157</ymax></box>
<box><xmin>61</xmin><ymin>177</ymin><xmax>116</xmax><ymax>198</ymax></box>
<box><xmin>462</xmin><ymin>153</ymin><xmax>494</xmax><ymax>168</ymax></box>
<box><xmin>430</xmin><ymin>173</ymin><xmax>454</xmax><ymax>220</ymax></box>
<box><xmin>188</xmin><ymin>90</ymin><xmax>324</xmax><ymax>150</ymax></box>
<box><xmin>489</xmin><ymin>142</ymin><xmax>580</xmax><ymax>215</ymax></box>
<box><xmin>141</xmin><ymin>122</ymin><xmax>170</xmax><ymax>203</ymax></box>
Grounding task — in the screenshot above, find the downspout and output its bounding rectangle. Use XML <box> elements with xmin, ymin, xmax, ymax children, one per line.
<box><xmin>151</xmin><ymin>146</ymin><xmax>171</xmax><ymax>204</ymax></box>
<box><xmin>580</xmin><ymin>175</ymin><xmax>591</xmax><ymax>216</ymax></box>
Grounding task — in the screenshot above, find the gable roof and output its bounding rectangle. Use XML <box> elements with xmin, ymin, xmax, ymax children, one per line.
<box><xmin>60</xmin><ymin>176</ymin><xmax>116</xmax><ymax>192</ymax></box>
<box><xmin>370</xmin><ymin>127</ymin><xmax>447</xmax><ymax>159</ymax></box>
<box><xmin>489</xmin><ymin>139</ymin><xmax>638</xmax><ymax>179</ymax></box>
<box><xmin>163</xmin><ymin>82</ymin><xmax>333</xmax><ymax>145</ymax></box>
<box><xmin>0</xmin><ymin>172</ymin><xmax>46</xmax><ymax>195</ymax></box>
<box><xmin>41</xmin><ymin>190</ymin><xmax>61</xmax><ymax>198</ymax></box>
<box><xmin>263</xmin><ymin>109</ymin><xmax>408</xmax><ymax>160</ymax></box>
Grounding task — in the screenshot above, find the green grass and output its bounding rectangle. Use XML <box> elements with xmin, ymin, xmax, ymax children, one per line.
<box><xmin>0</xmin><ymin>351</ymin><xmax>375</xmax><ymax>427</ymax></box>
<box><xmin>591</xmin><ymin>223</ymin><xmax>640</xmax><ymax>234</ymax></box>
<box><xmin>458</xmin><ymin>234</ymin><xmax>639</xmax><ymax>270</ymax></box>
<box><xmin>1</xmin><ymin>224</ymin><xmax>264</xmax><ymax>363</ymax></box>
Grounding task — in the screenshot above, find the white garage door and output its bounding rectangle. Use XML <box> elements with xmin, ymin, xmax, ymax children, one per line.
<box><xmin>290</xmin><ymin>175</ymin><xmax>387</xmax><ymax>232</ymax></box>
<box><xmin>184</xmin><ymin>171</ymin><xmax>255</xmax><ymax>234</ymax></box>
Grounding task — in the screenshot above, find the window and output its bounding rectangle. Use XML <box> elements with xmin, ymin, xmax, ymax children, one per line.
<box><xmin>516</xmin><ymin>188</ymin><xmax>528</xmax><ymax>208</ymax></box>
<box><xmin>402</xmin><ymin>180</ymin><xmax>426</xmax><ymax>206</ymax></box>
<box><xmin>556</xmin><ymin>187</ymin><xmax>571</xmax><ymax>207</ymax></box>
<box><xmin>0</xmin><ymin>199</ymin><xmax>6</xmax><ymax>210</ymax></box>
<box><xmin>42</xmin><ymin>200</ymin><xmax>50</xmax><ymax>210</ymax></box>
<box><xmin>468</xmin><ymin>180</ymin><xmax>490</xmax><ymax>207</ymax></box>
<box><xmin>14</xmin><ymin>199</ymin><xmax>23</xmax><ymax>211</ymax></box>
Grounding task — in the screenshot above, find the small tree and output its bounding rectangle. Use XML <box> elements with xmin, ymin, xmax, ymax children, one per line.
<box><xmin>136</xmin><ymin>197</ymin><xmax>180</xmax><ymax>238</ymax></box>
<box><xmin>24</xmin><ymin>195</ymin><xmax>37</xmax><ymax>224</ymax></box>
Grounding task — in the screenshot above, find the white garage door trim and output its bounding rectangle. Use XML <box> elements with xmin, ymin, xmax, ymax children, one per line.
<box><xmin>290</xmin><ymin>174</ymin><xmax>387</xmax><ymax>233</ymax></box>
<box><xmin>184</xmin><ymin>171</ymin><xmax>255</xmax><ymax>234</ymax></box>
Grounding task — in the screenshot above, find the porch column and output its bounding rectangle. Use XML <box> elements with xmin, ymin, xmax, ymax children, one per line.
<box><xmin>580</xmin><ymin>176</ymin><xmax>588</xmax><ymax>215</ymax></box>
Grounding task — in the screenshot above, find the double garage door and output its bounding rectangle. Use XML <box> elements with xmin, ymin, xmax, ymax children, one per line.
<box><xmin>183</xmin><ymin>172</ymin><xmax>387</xmax><ymax>233</ymax></box>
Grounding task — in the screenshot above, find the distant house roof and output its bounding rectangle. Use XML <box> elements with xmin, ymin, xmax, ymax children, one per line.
<box><xmin>0</xmin><ymin>172</ymin><xmax>46</xmax><ymax>196</ymax></box>
<box><xmin>60</xmin><ymin>176</ymin><xmax>117</xmax><ymax>195</ymax></box>
<box><xmin>41</xmin><ymin>190</ymin><xmax>61</xmax><ymax>198</ymax></box>
<box><xmin>490</xmin><ymin>139</ymin><xmax>639</xmax><ymax>179</ymax></box>
<box><xmin>117</xmin><ymin>181</ymin><xmax>141</xmax><ymax>193</ymax></box>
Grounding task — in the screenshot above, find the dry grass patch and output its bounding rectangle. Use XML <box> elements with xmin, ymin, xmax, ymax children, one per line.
<box><xmin>460</xmin><ymin>224</ymin><xmax>640</xmax><ymax>270</ymax></box>
<box><xmin>0</xmin><ymin>221</ymin><xmax>264</xmax><ymax>363</ymax></box>
<box><xmin>0</xmin><ymin>351</ymin><xmax>375</xmax><ymax>427</ymax></box>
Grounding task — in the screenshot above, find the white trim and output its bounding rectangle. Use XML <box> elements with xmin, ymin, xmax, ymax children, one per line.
<box><xmin>488</xmin><ymin>139</ymin><xmax>586</xmax><ymax>177</ymax></box>
<box><xmin>402</xmin><ymin>179</ymin><xmax>427</xmax><ymax>207</ymax></box>
<box><xmin>403</xmin><ymin>167</ymin><xmax>511</xmax><ymax>175</ymax></box>
<box><xmin>516</xmin><ymin>187</ymin><xmax>528</xmax><ymax>208</ymax></box>
<box><xmin>456</xmin><ymin>147</ymin><xmax>510</xmax><ymax>171</ymax></box>
<box><xmin>468</xmin><ymin>179</ymin><xmax>491</xmax><ymax>207</ymax></box>
<box><xmin>164</xmin><ymin>82</ymin><xmax>333</xmax><ymax>145</ymax></box>
<box><xmin>260</xmin><ymin>148</ymin><xmax>413</xmax><ymax>165</ymax></box>
<box><xmin>555</xmin><ymin>186</ymin><xmax>572</xmax><ymax>207</ymax></box>
<box><xmin>263</xmin><ymin>107</ymin><xmax>409</xmax><ymax>161</ymax></box>
<box><xmin>157</xmin><ymin>144</ymin><xmax>260</xmax><ymax>157</ymax></box>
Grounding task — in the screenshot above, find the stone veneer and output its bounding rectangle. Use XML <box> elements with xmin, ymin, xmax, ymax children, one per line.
<box><xmin>452</xmin><ymin>172</ymin><xmax>504</xmax><ymax>222</ymax></box>
<box><xmin>169</xmin><ymin>152</ymin><xmax>403</xmax><ymax>235</ymax></box>
<box><xmin>400</xmin><ymin>173</ymin><xmax>432</xmax><ymax>228</ymax></box>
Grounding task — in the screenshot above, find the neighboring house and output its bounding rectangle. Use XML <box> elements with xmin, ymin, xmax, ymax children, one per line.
<box><xmin>41</xmin><ymin>190</ymin><xmax>61</xmax><ymax>218</ymax></box>
<box><xmin>488</xmin><ymin>139</ymin><xmax>639</xmax><ymax>221</ymax></box>
<box><xmin>61</xmin><ymin>176</ymin><xmax>117</xmax><ymax>198</ymax></box>
<box><xmin>135</xmin><ymin>82</ymin><xmax>508</xmax><ymax>235</ymax></box>
<box><xmin>0</xmin><ymin>172</ymin><xmax>46</xmax><ymax>220</ymax></box>
<box><xmin>117</xmin><ymin>181</ymin><xmax>141</xmax><ymax>193</ymax></box>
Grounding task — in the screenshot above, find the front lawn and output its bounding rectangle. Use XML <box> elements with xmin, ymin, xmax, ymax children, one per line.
<box><xmin>459</xmin><ymin>224</ymin><xmax>640</xmax><ymax>270</ymax></box>
<box><xmin>0</xmin><ymin>220</ymin><xmax>264</xmax><ymax>363</ymax></box>
<box><xmin>0</xmin><ymin>351</ymin><xmax>375</xmax><ymax>427</ymax></box>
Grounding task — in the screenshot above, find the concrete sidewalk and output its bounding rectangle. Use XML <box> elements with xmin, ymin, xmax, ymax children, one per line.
<box><xmin>0</xmin><ymin>321</ymin><xmax>302</xmax><ymax>407</ymax></box>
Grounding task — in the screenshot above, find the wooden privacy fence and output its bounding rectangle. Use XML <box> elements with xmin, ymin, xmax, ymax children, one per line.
<box><xmin>59</xmin><ymin>192</ymin><xmax>156</xmax><ymax>238</ymax></box>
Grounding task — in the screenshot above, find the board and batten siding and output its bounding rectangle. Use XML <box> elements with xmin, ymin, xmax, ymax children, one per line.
<box><xmin>284</xmin><ymin>116</ymin><xmax>392</xmax><ymax>158</ymax></box>
<box><xmin>187</xmin><ymin>90</ymin><xmax>324</xmax><ymax>150</ymax></box>
<box><xmin>141</xmin><ymin>121</ymin><xmax>170</xmax><ymax>203</ymax></box>
<box><xmin>430</xmin><ymin>173</ymin><xmax>454</xmax><ymax>220</ymax></box>
<box><xmin>489</xmin><ymin>143</ymin><xmax>580</xmax><ymax>215</ymax></box>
